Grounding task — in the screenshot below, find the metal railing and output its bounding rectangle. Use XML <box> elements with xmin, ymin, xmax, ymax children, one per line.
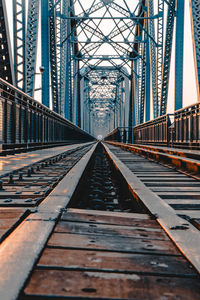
<box><xmin>133</xmin><ymin>114</ymin><xmax>173</xmax><ymax>146</ymax></box>
<box><xmin>104</xmin><ymin>127</ymin><xmax>134</xmax><ymax>143</ymax></box>
<box><xmin>0</xmin><ymin>78</ymin><xmax>93</xmax><ymax>151</ymax></box>
<box><xmin>174</xmin><ymin>102</ymin><xmax>200</xmax><ymax>148</ymax></box>
<box><xmin>104</xmin><ymin>102</ymin><xmax>200</xmax><ymax>149</ymax></box>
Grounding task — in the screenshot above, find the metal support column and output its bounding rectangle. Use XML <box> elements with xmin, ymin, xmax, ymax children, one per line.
<box><xmin>146</xmin><ymin>31</ymin><xmax>151</xmax><ymax>122</ymax></box>
<box><xmin>129</xmin><ymin>61</ymin><xmax>135</xmax><ymax>143</ymax></box>
<box><xmin>175</xmin><ymin>0</ymin><xmax>185</xmax><ymax>111</ymax></box>
<box><xmin>189</xmin><ymin>0</ymin><xmax>200</xmax><ymax>101</ymax></box>
<box><xmin>41</xmin><ymin>0</ymin><xmax>50</xmax><ymax>107</ymax></box>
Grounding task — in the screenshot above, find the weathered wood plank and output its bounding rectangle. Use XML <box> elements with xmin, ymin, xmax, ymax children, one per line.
<box><xmin>23</xmin><ymin>269</ymin><xmax>200</xmax><ymax>300</ymax></box>
<box><xmin>38</xmin><ymin>248</ymin><xmax>197</xmax><ymax>276</ymax></box>
<box><xmin>48</xmin><ymin>232</ymin><xmax>180</xmax><ymax>255</ymax></box>
<box><xmin>62</xmin><ymin>210</ymin><xmax>159</xmax><ymax>228</ymax></box>
<box><xmin>55</xmin><ymin>221</ymin><xmax>168</xmax><ymax>240</ymax></box>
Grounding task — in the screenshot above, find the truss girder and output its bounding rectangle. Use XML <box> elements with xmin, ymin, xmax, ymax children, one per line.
<box><xmin>0</xmin><ymin>0</ymin><xmax>14</xmax><ymax>84</ymax></box>
<box><xmin>156</xmin><ymin>0</ymin><xmax>164</xmax><ymax>117</ymax></box>
<box><xmin>190</xmin><ymin>0</ymin><xmax>200</xmax><ymax>100</ymax></box>
<box><xmin>148</xmin><ymin>0</ymin><xmax>157</xmax><ymax>119</ymax></box>
<box><xmin>60</xmin><ymin>0</ymin><xmax>69</xmax><ymax>117</ymax></box>
<box><xmin>25</xmin><ymin>0</ymin><xmax>40</xmax><ymax>96</ymax></box>
<box><xmin>13</xmin><ymin>0</ymin><xmax>26</xmax><ymax>90</ymax></box>
<box><xmin>49</xmin><ymin>0</ymin><xmax>59</xmax><ymax>113</ymax></box>
<box><xmin>69</xmin><ymin>1</ymin><xmax>149</xmax><ymax>74</ymax></box>
<box><xmin>78</xmin><ymin>1</ymin><xmax>104</xmax><ymax>18</ymax></box>
<box><xmin>139</xmin><ymin>32</ymin><xmax>147</xmax><ymax>124</ymax></box>
<box><xmin>160</xmin><ymin>0</ymin><xmax>176</xmax><ymax>116</ymax></box>
<box><xmin>55</xmin><ymin>0</ymin><xmax>62</xmax><ymax>113</ymax></box>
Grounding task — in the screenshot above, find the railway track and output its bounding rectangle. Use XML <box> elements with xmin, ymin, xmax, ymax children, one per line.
<box><xmin>0</xmin><ymin>142</ymin><xmax>199</xmax><ymax>299</ymax></box>
<box><xmin>106</xmin><ymin>142</ymin><xmax>200</xmax><ymax>223</ymax></box>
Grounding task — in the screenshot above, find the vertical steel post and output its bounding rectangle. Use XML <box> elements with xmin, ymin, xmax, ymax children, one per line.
<box><xmin>175</xmin><ymin>0</ymin><xmax>185</xmax><ymax>111</ymax></box>
<box><xmin>129</xmin><ymin>61</ymin><xmax>135</xmax><ymax>143</ymax></box>
<box><xmin>64</xmin><ymin>1</ymin><xmax>71</xmax><ymax>120</ymax></box>
<box><xmin>148</xmin><ymin>0</ymin><xmax>157</xmax><ymax>119</ymax></box>
<box><xmin>49</xmin><ymin>0</ymin><xmax>59</xmax><ymax>113</ymax></box>
<box><xmin>41</xmin><ymin>0</ymin><xmax>50</xmax><ymax>107</ymax></box>
<box><xmin>145</xmin><ymin>31</ymin><xmax>151</xmax><ymax>122</ymax></box>
<box><xmin>189</xmin><ymin>0</ymin><xmax>200</xmax><ymax>101</ymax></box>
<box><xmin>64</xmin><ymin>39</ymin><xmax>70</xmax><ymax>119</ymax></box>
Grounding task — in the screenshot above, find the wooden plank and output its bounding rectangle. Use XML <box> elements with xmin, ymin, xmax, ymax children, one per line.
<box><xmin>23</xmin><ymin>269</ymin><xmax>200</xmax><ymax>299</ymax></box>
<box><xmin>145</xmin><ymin>182</ymin><xmax>200</xmax><ymax>187</ymax></box>
<box><xmin>38</xmin><ymin>248</ymin><xmax>197</xmax><ymax>276</ymax></box>
<box><xmin>0</xmin><ymin>208</ymin><xmax>27</xmax><ymax>219</ymax></box>
<box><xmin>55</xmin><ymin>221</ymin><xmax>168</xmax><ymax>240</ymax></box>
<box><xmin>158</xmin><ymin>192</ymin><xmax>200</xmax><ymax>199</ymax></box>
<box><xmin>170</xmin><ymin>204</ymin><xmax>200</xmax><ymax>210</ymax></box>
<box><xmin>0</xmin><ymin>209</ymin><xmax>29</xmax><ymax>242</ymax></box>
<box><xmin>151</xmin><ymin>187</ymin><xmax>200</xmax><ymax>192</ymax></box>
<box><xmin>67</xmin><ymin>208</ymin><xmax>150</xmax><ymax>219</ymax></box>
<box><xmin>177</xmin><ymin>211</ymin><xmax>200</xmax><ymax>218</ymax></box>
<box><xmin>48</xmin><ymin>232</ymin><xmax>180</xmax><ymax>255</ymax></box>
<box><xmin>61</xmin><ymin>212</ymin><xmax>160</xmax><ymax>228</ymax></box>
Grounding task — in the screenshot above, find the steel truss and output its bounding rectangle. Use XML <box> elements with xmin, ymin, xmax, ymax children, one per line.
<box><xmin>0</xmin><ymin>0</ymin><xmax>200</xmax><ymax>137</ymax></box>
<box><xmin>13</xmin><ymin>0</ymin><xmax>26</xmax><ymax>90</ymax></box>
<box><xmin>82</xmin><ymin>67</ymin><xmax>124</xmax><ymax>133</ymax></box>
<box><xmin>25</xmin><ymin>0</ymin><xmax>40</xmax><ymax>96</ymax></box>
<box><xmin>49</xmin><ymin>0</ymin><xmax>59</xmax><ymax>113</ymax></box>
<box><xmin>160</xmin><ymin>0</ymin><xmax>176</xmax><ymax>116</ymax></box>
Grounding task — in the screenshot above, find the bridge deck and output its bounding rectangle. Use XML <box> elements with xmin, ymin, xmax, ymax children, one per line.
<box><xmin>21</xmin><ymin>208</ymin><xmax>200</xmax><ymax>300</ymax></box>
<box><xmin>0</xmin><ymin>142</ymin><xmax>199</xmax><ymax>300</ymax></box>
<box><xmin>0</xmin><ymin>142</ymin><xmax>93</xmax><ymax>177</ymax></box>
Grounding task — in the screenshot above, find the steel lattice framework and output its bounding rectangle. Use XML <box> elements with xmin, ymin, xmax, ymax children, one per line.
<box><xmin>0</xmin><ymin>0</ymin><xmax>200</xmax><ymax>136</ymax></box>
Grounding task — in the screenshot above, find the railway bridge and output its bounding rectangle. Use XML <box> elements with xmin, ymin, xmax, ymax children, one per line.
<box><xmin>0</xmin><ymin>0</ymin><xmax>200</xmax><ymax>299</ymax></box>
